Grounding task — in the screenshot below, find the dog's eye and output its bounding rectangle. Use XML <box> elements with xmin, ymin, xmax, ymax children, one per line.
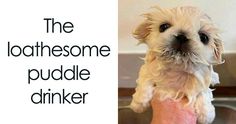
<box><xmin>159</xmin><ymin>23</ymin><xmax>171</xmax><ymax>33</ymax></box>
<box><xmin>198</xmin><ymin>32</ymin><xmax>209</xmax><ymax>44</ymax></box>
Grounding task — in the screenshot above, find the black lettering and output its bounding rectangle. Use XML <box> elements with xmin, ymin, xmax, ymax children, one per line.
<box><xmin>31</xmin><ymin>89</ymin><xmax>42</xmax><ymax>104</ymax></box>
<box><xmin>28</xmin><ymin>69</ymin><xmax>39</xmax><ymax>84</ymax></box>
<box><xmin>70</xmin><ymin>45</ymin><xmax>81</xmax><ymax>57</ymax></box>
<box><xmin>79</xmin><ymin>69</ymin><xmax>90</xmax><ymax>80</ymax></box>
<box><xmin>100</xmin><ymin>45</ymin><xmax>110</xmax><ymax>57</ymax></box>
<box><xmin>62</xmin><ymin>89</ymin><xmax>71</xmax><ymax>104</ymax></box>
<box><xmin>52</xmin><ymin>45</ymin><xmax>62</xmax><ymax>57</ymax></box>
<box><xmin>44</xmin><ymin>18</ymin><xmax>51</xmax><ymax>33</ymax></box>
<box><xmin>63</xmin><ymin>22</ymin><xmax>74</xmax><ymax>33</ymax></box>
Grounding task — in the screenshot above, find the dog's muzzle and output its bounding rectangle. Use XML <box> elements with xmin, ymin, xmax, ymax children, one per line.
<box><xmin>172</xmin><ymin>33</ymin><xmax>189</xmax><ymax>53</ymax></box>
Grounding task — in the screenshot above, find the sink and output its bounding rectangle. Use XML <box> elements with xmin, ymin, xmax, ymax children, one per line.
<box><xmin>118</xmin><ymin>53</ymin><xmax>236</xmax><ymax>123</ymax></box>
<box><xmin>118</xmin><ymin>98</ymin><xmax>236</xmax><ymax>124</ymax></box>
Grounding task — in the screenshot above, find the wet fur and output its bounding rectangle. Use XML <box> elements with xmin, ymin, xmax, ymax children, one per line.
<box><xmin>130</xmin><ymin>6</ymin><xmax>223</xmax><ymax>124</ymax></box>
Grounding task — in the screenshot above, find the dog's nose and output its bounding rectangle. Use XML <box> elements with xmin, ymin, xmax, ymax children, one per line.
<box><xmin>172</xmin><ymin>34</ymin><xmax>189</xmax><ymax>52</ymax></box>
<box><xmin>175</xmin><ymin>34</ymin><xmax>188</xmax><ymax>43</ymax></box>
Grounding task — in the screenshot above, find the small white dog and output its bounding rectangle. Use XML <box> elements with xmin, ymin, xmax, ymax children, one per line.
<box><xmin>130</xmin><ymin>6</ymin><xmax>224</xmax><ymax>124</ymax></box>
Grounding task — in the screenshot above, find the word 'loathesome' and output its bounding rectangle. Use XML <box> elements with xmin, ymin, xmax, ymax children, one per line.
<box><xmin>8</xmin><ymin>41</ymin><xmax>110</xmax><ymax>57</ymax></box>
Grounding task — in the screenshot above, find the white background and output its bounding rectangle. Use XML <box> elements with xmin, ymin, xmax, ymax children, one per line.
<box><xmin>0</xmin><ymin>0</ymin><xmax>117</xmax><ymax>124</ymax></box>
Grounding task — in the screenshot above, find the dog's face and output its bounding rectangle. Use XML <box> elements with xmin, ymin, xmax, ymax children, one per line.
<box><xmin>134</xmin><ymin>6</ymin><xmax>223</xmax><ymax>69</ymax></box>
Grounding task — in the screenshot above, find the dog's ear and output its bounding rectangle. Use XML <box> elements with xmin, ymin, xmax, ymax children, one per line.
<box><xmin>213</xmin><ymin>38</ymin><xmax>224</xmax><ymax>64</ymax></box>
<box><xmin>133</xmin><ymin>20</ymin><xmax>151</xmax><ymax>44</ymax></box>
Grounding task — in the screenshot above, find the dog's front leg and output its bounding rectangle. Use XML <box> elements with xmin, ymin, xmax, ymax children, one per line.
<box><xmin>130</xmin><ymin>80</ymin><xmax>155</xmax><ymax>113</ymax></box>
<box><xmin>130</xmin><ymin>64</ymin><xmax>155</xmax><ymax>113</ymax></box>
<box><xmin>195</xmin><ymin>89</ymin><xmax>215</xmax><ymax>124</ymax></box>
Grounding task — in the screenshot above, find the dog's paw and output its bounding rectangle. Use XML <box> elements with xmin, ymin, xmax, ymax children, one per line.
<box><xmin>195</xmin><ymin>90</ymin><xmax>215</xmax><ymax>124</ymax></box>
<box><xmin>197</xmin><ymin>111</ymin><xmax>215</xmax><ymax>124</ymax></box>
<box><xmin>130</xmin><ymin>100</ymin><xmax>147</xmax><ymax>113</ymax></box>
<box><xmin>197</xmin><ymin>105</ymin><xmax>215</xmax><ymax>124</ymax></box>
